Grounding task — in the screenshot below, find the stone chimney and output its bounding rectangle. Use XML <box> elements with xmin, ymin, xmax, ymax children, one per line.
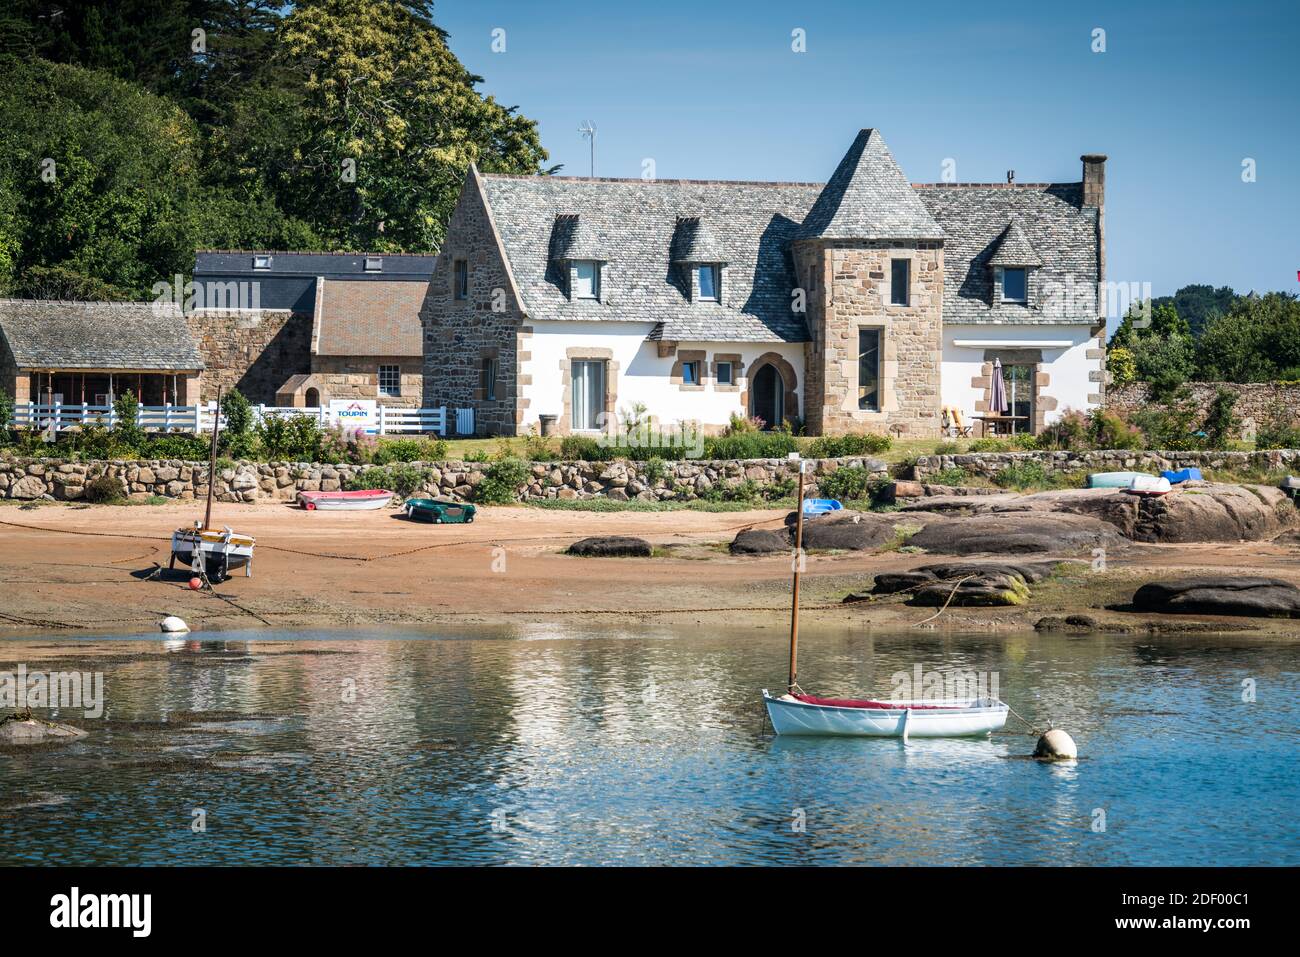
<box><xmin>1081</xmin><ymin>154</ymin><xmax>1107</xmax><ymax>207</ymax></box>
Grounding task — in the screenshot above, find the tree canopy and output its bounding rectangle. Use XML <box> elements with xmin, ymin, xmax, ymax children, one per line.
<box><xmin>0</xmin><ymin>0</ymin><xmax>547</xmax><ymax>297</ymax></box>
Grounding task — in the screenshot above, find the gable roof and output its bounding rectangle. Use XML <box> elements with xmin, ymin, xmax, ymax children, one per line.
<box><xmin>796</xmin><ymin>129</ymin><xmax>944</xmax><ymax>241</ymax></box>
<box><xmin>0</xmin><ymin>300</ymin><xmax>204</xmax><ymax>370</ymax></box>
<box><xmin>987</xmin><ymin>216</ymin><xmax>1043</xmax><ymax>267</ymax></box>
<box><xmin>481</xmin><ymin>175</ymin><xmax>821</xmax><ymax>342</ymax></box>
<box><xmin>915</xmin><ymin>184</ymin><xmax>1100</xmax><ymax>324</ymax></box>
<box><xmin>313</xmin><ymin>279</ymin><xmax>426</xmax><ymax>356</ymax></box>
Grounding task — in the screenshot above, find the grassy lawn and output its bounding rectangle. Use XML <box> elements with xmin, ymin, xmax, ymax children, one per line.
<box><xmin>440</xmin><ymin>434</ymin><xmax>968</xmax><ymax>463</ymax></box>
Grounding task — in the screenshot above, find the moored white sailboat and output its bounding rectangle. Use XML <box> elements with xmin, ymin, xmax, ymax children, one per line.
<box><xmin>762</xmin><ymin>453</ymin><xmax>1008</xmax><ymax>739</ymax></box>
<box><xmin>168</xmin><ymin>386</ymin><xmax>256</xmax><ymax>582</ymax></box>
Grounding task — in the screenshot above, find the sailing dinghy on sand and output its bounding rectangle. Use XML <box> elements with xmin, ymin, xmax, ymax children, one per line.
<box><xmin>762</xmin><ymin>453</ymin><xmax>1008</xmax><ymax>739</ymax></box>
<box><xmin>169</xmin><ymin>386</ymin><xmax>256</xmax><ymax>582</ymax></box>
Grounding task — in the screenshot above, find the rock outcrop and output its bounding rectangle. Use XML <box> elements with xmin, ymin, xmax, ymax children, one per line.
<box><xmin>729</xmin><ymin>528</ymin><xmax>789</xmax><ymax>555</ymax></box>
<box><xmin>566</xmin><ymin>536</ymin><xmax>653</xmax><ymax>558</ymax></box>
<box><xmin>1131</xmin><ymin>577</ymin><xmax>1300</xmax><ymax>618</ymax></box>
<box><xmin>863</xmin><ymin>560</ymin><xmax>1062</xmax><ymax>607</ymax></box>
<box><xmin>907</xmin><ymin>512</ymin><xmax>1122</xmax><ymax>556</ymax></box>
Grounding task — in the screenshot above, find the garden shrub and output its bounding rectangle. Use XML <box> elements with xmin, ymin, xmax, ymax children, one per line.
<box><xmin>806</xmin><ymin>432</ymin><xmax>892</xmax><ymax>457</ymax></box>
<box><xmin>992</xmin><ymin>460</ymin><xmax>1052</xmax><ymax>490</ymax></box>
<box><xmin>1201</xmin><ymin>388</ymin><xmax>1239</xmax><ymax>450</ymax></box>
<box><xmin>259</xmin><ymin>414</ymin><xmax>325</xmax><ymax>461</ymax></box>
<box><xmin>111</xmin><ymin>390</ymin><xmax>146</xmax><ymax>453</ymax></box>
<box><xmin>703</xmin><ymin>430</ymin><xmax>798</xmax><ymax>459</ymax></box>
<box><xmin>1035</xmin><ymin>409</ymin><xmax>1088</xmax><ymax>451</ymax></box>
<box><xmin>373</xmin><ymin>436</ymin><xmax>447</xmax><ymax>463</ymax></box>
<box><xmin>83</xmin><ymin>473</ymin><xmax>126</xmax><ymax>503</ymax></box>
<box><xmin>345</xmin><ymin>464</ymin><xmax>430</xmax><ymax>500</ymax></box>
<box><xmin>1255</xmin><ymin>402</ymin><xmax>1300</xmax><ymax>449</ymax></box>
<box><xmin>1087</xmin><ymin>409</ymin><xmax>1145</xmax><ymax>450</ymax></box>
<box><xmin>476</xmin><ymin>457</ymin><xmax>531</xmax><ymax>504</ymax></box>
<box><xmin>218</xmin><ymin>389</ymin><xmax>256</xmax><ymax>459</ymax></box>
<box><xmin>559</xmin><ymin>434</ymin><xmax>612</xmax><ymax>461</ymax></box>
<box><xmin>817</xmin><ymin>465</ymin><xmax>874</xmax><ymax>502</ymax></box>
<box><xmin>146</xmin><ymin>433</ymin><xmax>212</xmax><ymax>460</ymax></box>
<box><xmin>931</xmin><ymin>466</ymin><xmax>969</xmax><ymax>486</ymax></box>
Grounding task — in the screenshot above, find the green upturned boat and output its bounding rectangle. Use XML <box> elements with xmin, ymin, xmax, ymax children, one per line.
<box><xmin>404</xmin><ymin>497</ymin><xmax>476</xmax><ymax>524</ymax></box>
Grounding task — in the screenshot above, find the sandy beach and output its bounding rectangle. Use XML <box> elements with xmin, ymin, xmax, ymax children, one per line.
<box><xmin>3</xmin><ymin>499</ymin><xmax>1299</xmax><ymax>637</ymax></box>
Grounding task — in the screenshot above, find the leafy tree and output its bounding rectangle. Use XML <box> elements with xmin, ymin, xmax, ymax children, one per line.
<box><xmin>11</xmin><ymin>265</ymin><xmax>132</xmax><ymax>301</ymax></box>
<box><xmin>243</xmin><ymin>0</ymin><xmax>548</xmax><ymax>251</ymax></box>
<box><xmin>1153</xmin><ymin>284</ymin><xmax>1238</xmax><ymax>337</ymax></box>
<box><xmin>1106</xmin><ymin>345</ymin><xmax>1137</xmax><ymax>386</ymax></box>
<box><xmin>1196</xmin><ymin>293</ymin><xmax>1300</xmax><ymax>382</ymax></box>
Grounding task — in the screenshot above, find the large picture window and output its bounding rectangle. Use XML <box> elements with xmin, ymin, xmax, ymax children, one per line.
<box><xmin>858</xmin><ymin>328</ymin><xmax>881</xmax><ymax>412</ymax></box>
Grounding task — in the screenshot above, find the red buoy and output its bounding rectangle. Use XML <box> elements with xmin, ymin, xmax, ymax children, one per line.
<box><xmin>188</xmin><ymin>577</ymin><xmax>202</xmax><ymax>590</ymax></box>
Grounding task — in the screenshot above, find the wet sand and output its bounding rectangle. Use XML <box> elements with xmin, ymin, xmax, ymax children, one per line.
<box><xmin>2</xmin><ymin>499</ymin><xmax>1299</xmax><ymax>636</ymax></box>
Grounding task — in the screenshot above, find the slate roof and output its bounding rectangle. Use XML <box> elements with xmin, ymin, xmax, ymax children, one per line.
<box><xmin>314</xmin><ymin>279</ymin><xmax>426</xmax><ymax>356</ymax></box>
<box><xmin>987</xmin><ymin>216</ymin><xmax>1043</xmax><ymax>267</ymax></box>
<box><xmin>548</xmin><ymin>215</ymin><xmax>610</xmax><ymax>262</ymax></box>
<box><xmin>0</xmin><ymin>300</ymin><xmax>204</xmax><ymax>370</ymax></box>
<box><xmin>795</xmin><ymin>129</ymin><xmax>944</xmax><ymax>241</ymax></box>
<box><xmin>475</xmin><ymin>131</ymin><xmax>1101</xmax><ymax>339</ymax></box>
<box><xmin>915</xmin><ymin>184</ymin><xmax>1100</xmax><ymax>324</ymax></box>
<box><xmin>671</xmin><ymin>218</ymin><xmax>728</xmax><ymax>263</ymax></box>
<box><xmin>482</xmin><ymin>174</ymin><xmax>822</xmax><ymax>342</ymax></box>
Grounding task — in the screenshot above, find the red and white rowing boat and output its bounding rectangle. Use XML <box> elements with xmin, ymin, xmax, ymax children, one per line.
<box><xmin>297</xmin><ymin>489</ymin><xmax>394</xmax><ymax>511</ymax></box>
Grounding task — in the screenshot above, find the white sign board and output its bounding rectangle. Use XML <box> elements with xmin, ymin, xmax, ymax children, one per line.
<box><xmin>329</xmin><ymin>399</ymin><xmax>378</xmax><ymax>432</ymax></box>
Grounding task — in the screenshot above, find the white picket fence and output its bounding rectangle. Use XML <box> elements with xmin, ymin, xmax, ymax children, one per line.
<box><xmin>10</xmin><ymin>402</ymin><xmax>467</xmax><ymax>436</ymax></box>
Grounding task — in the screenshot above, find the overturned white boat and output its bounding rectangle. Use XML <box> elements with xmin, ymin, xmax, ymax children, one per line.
<box><xmin>763</xmin><ymin>691</ymin><xmax>1008</xmax><ymax>739</ymax></box>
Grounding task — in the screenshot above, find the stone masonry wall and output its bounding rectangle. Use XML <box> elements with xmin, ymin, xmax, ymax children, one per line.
<box><xmin>914</xmin><ymin>448</ymin><xmax>1300</xmax><ymax>481</ymax></box>
<box><xmin>309</xmin><ymin>355</ymin><xmax>422</xmax><ymax>408</ymax></box>
<box><xmin>1108</xmin><ymin>382</ymin><xmax>1300</xmax><ymax>440</ymax></box>
<box><xmin>797</xmin><ymin>239</ymin><xmax>943</xmax><ymax>437</ymax></box>
<box><xmin>420</xmin><ymin>170</ymin><xmax>520</xmax><ymax>436</ymax></box>
<box><xmin>0</xmin><ymin>455</ymin><xmax>887</xmax><ymax>504</ymax></box>
<box><xmin>187</xmin><ymin>309</ymin><xmax>312</xmax><ymax>404</ymax></box>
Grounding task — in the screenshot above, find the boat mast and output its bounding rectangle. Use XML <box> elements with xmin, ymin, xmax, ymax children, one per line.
<box><xmin>788</xmin><ymin>454</ymin><xmax>806</xmax><ymax>693</ymax></box>
<box><xmin>203</xmin><ymin>385</ymin><xmax>223</xmax><ymax>531</ymax></box>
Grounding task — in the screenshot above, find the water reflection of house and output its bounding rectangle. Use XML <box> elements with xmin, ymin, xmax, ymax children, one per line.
<box><xmin>0</xmin><ymin>300</ymin><xmax>203</xmax><ymax>407</ymax></box>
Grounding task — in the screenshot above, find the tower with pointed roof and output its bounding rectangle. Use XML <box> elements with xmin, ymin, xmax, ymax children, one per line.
<box><xmin>791</xmin><ymin>129</ymin><xmax>946</xmax><ymax>436</ymax></box>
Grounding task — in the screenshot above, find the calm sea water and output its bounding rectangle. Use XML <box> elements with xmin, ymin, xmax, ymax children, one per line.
<box><xmin>1</xmin><ymin>625</ymin><xmax>1296</xmax><ymax>866</ymax></box>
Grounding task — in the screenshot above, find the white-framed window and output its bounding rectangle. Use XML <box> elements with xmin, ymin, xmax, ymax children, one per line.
<box><xmin>697</xmin><ymin>264</ymin><xmax>720</xmax><ymax>301</ymax></box>
<box><xmin>1002</xmin><ymin>267</ymin><xmax>1027</xmax><ymax>303</ymax></box>
<box><xmin>682</xmin><ymin>360</ymin><xmax>701</xmax><ymax>386</ymax></box>
<box><xmin>378</xmin><ymin>365</ymin><xmax>401</xmax><ymax>397</ymax></box>
<box><xmin>573</xmin><ymin>260</ymin><xmax>600</xmax><ymax>299</ymax></box>
<box><xmin>890</xmin><ymin>259</ymin><xmax>910</xmax><ymax>306</ymax></box>
<box><xmin>364</xmin><ymin>256</ymin><xmax>383</xmax><ymax>272</ymax></box>
<box><xmin>252</xmin><ymin>255</ymin><xmax>272</xmax><ymax>270</ymax></box>
<box><xmin>716</xmin><ymin>361</ymin><xmax>734</xmax><ymax>386</ymax></box>
<box><xmin>453</xmin><ymin>259</ymin><xmax>468</xmax><ymax>299</ymax></box>
<box><xmin>481</xmin><ymin>357</ymin><xmax>499</xmax><ymax>401</ymax></box>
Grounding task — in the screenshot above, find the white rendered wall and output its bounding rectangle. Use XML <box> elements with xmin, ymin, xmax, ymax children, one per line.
<box><xmin>521</xmin><ymin>320</ymin><xmax>805</xmax><ymax>432</ymax></box>
<box><xmin>940</xmin><ymin>323</ymin><xmax>1101</xmax><ymax>426</ymax></box>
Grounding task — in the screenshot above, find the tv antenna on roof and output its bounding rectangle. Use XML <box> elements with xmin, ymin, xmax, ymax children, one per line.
<box><xmin>578</xmin><ymin>121</ymin><xmax>597</xmax><ymax>178</ymax></box>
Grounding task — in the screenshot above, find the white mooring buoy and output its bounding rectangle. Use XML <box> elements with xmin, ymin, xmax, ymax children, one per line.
<box><xmin>160</xmin><ymin>615</ymin><xmax>190</xmax><ymax>634</ymax></box>
<box><xmin>1034</xmin><ymin>728</ymin><xmax>1078</xmax><ymax>760</ymax></box>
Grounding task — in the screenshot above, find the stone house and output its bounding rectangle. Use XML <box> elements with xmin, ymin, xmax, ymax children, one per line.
<box><xmin>0</xmin><ymin>300</ymin><xmax>203</xmax><ymax>407</ymax></box>
<box><xmin>192</xmin><ymin>250</ymin><xmax>435</xmax><ymax>405</ymax></box>
<box><xmin>420</xmin><ymin>129</ymin><xmax>1106</xmax><ymax>437</ymax></box>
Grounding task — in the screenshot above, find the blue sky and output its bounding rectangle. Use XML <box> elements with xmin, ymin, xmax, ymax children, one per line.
<box><xmin>437</xmin><ymin>0</ymin><xmax>1298</xmax><ymax>313</ymax></box>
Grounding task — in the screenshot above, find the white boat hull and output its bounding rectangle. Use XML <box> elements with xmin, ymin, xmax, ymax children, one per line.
<box><xmin>170</xmin><ymin>528</ymin><xmax>256</xmax><ymax>580</ymax></box>
<box><xmin>297</xmin><ymin>491</ymin><xmax>393</xmax><ymax>510</ymax></box>
<box><xmin>762</xmin><ymin>690</ymin><xmax>1008</xmax><ymax>738</ymax></box>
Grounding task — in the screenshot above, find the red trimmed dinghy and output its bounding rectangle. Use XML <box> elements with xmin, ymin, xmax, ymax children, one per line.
<box><xmin>297</xmin><ymin>489</ymin><xmax>393</xmax><ymax>511</ymax></box>
<box><xmin>761</xmin><ymin>455</ymin><xmax>1009</xmax><ymax>739</ymax></box>
<box><xmin>762</xmin><ymin>691</ymin><xmax>1008</xmax><ymax>738</ymax></box>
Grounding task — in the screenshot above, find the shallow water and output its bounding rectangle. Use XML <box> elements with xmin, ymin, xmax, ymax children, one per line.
<box><xmin>1</xmin><ymin>625</ymin><xmax>1296</xmax><ymax>865</ymax></box>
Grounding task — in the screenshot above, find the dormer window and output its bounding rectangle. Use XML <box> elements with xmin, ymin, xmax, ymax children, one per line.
<box><xmin>697</xmin><ymin>265</ymin><xmax>720</xmax><ymax>301</ymax></box>
<box><xmin>573</xmin><ymin>261</ymin><xmax>600</xmax><ymax>300</ymax></box>
<box><xmin>1002</xmin><ymin>268</ymin><xmax>1027</xmax><ymax>304</ymax></box>
<box><xmin>252</xmin><ymin>255</ymin><xmax>272</xmax><ymax>270</ymax></box>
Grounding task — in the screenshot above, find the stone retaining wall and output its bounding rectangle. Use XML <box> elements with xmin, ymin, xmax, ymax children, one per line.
<box><xmin>913</xmin><ymin>448</ymin><xmax>1300</xmax><ymax>481</ymax></box>
<box><xmin>1108</xmin><ymin>382</ymin><xmax>1300</xmax><ymax>439</ymax></box>
<box><xmin>0</xmin><ymin>455</ymin><xmax>888</xmax><ymax>504</ymax></box>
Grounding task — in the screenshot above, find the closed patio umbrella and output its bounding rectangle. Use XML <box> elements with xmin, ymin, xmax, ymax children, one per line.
<box><xmin>989</xmin><ymin>357</ymin><xmax>1010</xmax><ymax>415</ymax></box>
